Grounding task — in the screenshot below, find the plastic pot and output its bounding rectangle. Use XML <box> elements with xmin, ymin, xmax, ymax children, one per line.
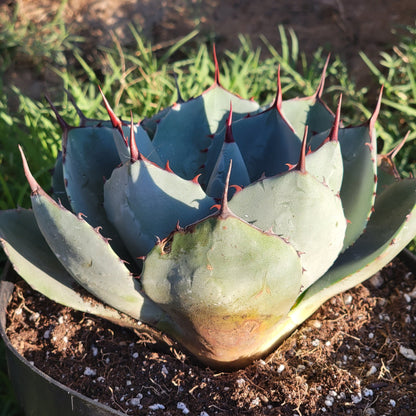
<box><xmin>0</xmin><ymin>270</ymin><xmax>125</xmax><ymax>416</ymax></box>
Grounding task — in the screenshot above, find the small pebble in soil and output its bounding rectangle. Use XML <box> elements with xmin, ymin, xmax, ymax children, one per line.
<box><xmin>389</xmin><ymin>399</ymin><xmax>396</xmax><ymax>407</ymax></box>
<box><xmin>351</xmin><ymin>392</ymin><xmax>362</xmax><ymax>404</ymax></box>
<box><xmin>324</xmin><ymin>395</ymin><xmax>334</xmax><ymax>407</ymax></box>
<box><xmin>161</xmin><ymin>364</ymin><xmax>169</xmax><ymax>376</ymax></box>
<box><xmin>129</xmin><ymin>394</ymin><xmax>143</xmax><ymax>408</ymax></box>
<box><xmin>29</xmin><ymin>312</ymin><xmax>40</xmax><ymax>321</ymax></box>
<box><xmin>369</xmin><ymin>273</ymin><xmax>383</xmax><ymax>288</ymax></box>
<box><xmin>148</xmin><ymin>403</ymin><xmax>165</xmax><ymax>410</ymax></box>
<box><xmin>399</xmin><ymin>345</ymin><xmax>416</xmax><ymax>360</ymax></box>
<box><xmin>251</xmin><ymin>397</ymin><xmax>261</xmax><ymax>406</ymax></box>
<box><xmin>310</xmin><ymin>319</ymin><xmax>322</xmax><ymax>328</ymax></box>
<box><xmin>177</xmin><ymin>402</ymin><xmax>190</xmax><ymax>414</ymax></box>
<box><xmin>343</xmin><ymin>294</ymin><xmax>353</xmax><ymax>304</ymax></box>
<box><xmin>277</xmin><ymin>364</ymin><xmax>285</xmax><ymax>373</ymax></box>
<box><xmin>83</xmin><ymin>367</ymin><xmax>97</xmax><ymax>376</ymax></box>
<box><xmin>236</xmin><ymin>378</ymin><xmax>245</xmax><ymax>387</ymax></box>
<box><xmin>363</xmin><ymin>388</ymin><xmax>373</xmax><ymax>397</ymax></box>
<box><xmin>366</xmin><ymin>365</ymin><xmax>377</xmax><ymax>376</ymax></box>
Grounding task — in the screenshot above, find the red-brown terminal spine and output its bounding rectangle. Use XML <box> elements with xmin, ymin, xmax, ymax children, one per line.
<box><xmin>98</xmin><ymin>86</ymin><xmax>128</xmax><ymax>146</ymax></box>
<box><xmin>320</xmin><ymin>95</ymin><xmax>342</xmax><ymax>148</ymax></box>
<box><xmin>225</xmin><ymin>102</ymin><xmax>235</xmax><ymax>143</ymax></box>
<box><xmin>315</xmin><ymin>54</ymin><xmax>330</xmax><ymax>99</ymax></box>
<box><xmin>213</xmin><ymin>44</ymin><xmax>221</xmax><ymax>87</ymax></box>
<box><xmin>296</xmin><ymin>127</ymin><xmax>308</xmax><ymax>173</ymax></box>
<box><xmin>129</xmin><ymin>111</ymin><xmax>139</xmax><ymax>162</ymax></box>
<box><xmin>218</xmin><ymin>161</ymin><xmax>233</xmax><ymax>219</ymax></box>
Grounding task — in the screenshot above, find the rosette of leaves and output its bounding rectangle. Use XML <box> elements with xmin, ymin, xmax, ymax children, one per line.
<box><xmin>1</xmin><ymin>55</ymin><xmax>416</xmax><ymax>368</ymax></box>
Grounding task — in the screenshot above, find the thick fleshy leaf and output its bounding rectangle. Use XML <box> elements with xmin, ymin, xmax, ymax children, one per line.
<box><xmin>305</xmin><ymin>140</ymin><xmax>343</xmax><ymax>193</ymax></box>
<box><xmin>114</xmin><ymin>124</ymin><xmax>162</xmax><ymax>165</ymax></box>
<box><xmin>104</xmin><ymin>158</ymin><xmax>215</xmax><ymax>262</ymax></box>
<box><xmin>62</xmin><ymin>126</ymin><xmax>133</xmax><ymax>259</ymax></box>
<box><xmin>206</xmin><ymin>141</ymin><xmax>250</xmax><ymax>199</ymax></box>
<box><xmin>229</xmin><ymin>106</ymin><xmax>301</xmax><ymax>181</ymax></box>
<box><xmin>63</xmin><ymin>126</ymin><xmax>121</xmax><ymax>216</ymax></box>
<box><xmin>304</xmin><ymin>97</ymin><xmax>343</xmax><ymax>193</ymax></box>
<box><xmin>141</xmin><ymin>106</ymin><xmax>171</xmax><ymax>139</ymax></box>
<box><xmin>141</xmin><ymin>213</ymin><xmax>302</xmax><ymax>367</ymax></box>
<box><xmin>310</xmin><ymin>114</ymin><xmax>378</xmax><ymax>251</ymax></box>
<box><xmin>281</xmin><ymin>96</ymin><xmax>334</xmax><ymax>140</ymax></box>
<box><xmin>229</xmin><ymin>170</ymin><xmax>346</xmax><ymax>290</ymax></box>
<box><xmin>289</xmin><ymin>177</ymin><xmax>416</xmax><ymax>328</ymax></box>
<box><xmin>51</xmin><ymin>151</ymin><xmax>71</xmax><ymax>210</ymax></box>
<box><xmin>338</xmin><ymin>123</ymin><xmax>377</xmax><ymax>249</ymax></box>
<box><xmin>20</xmin><ymin>150</ymin><xmax>161</xmax><ymax>323</ymax></box>
<box><xmin>0</xmin><ymin>208</ymin><xmax>139</xmax><ymax>327</ymax></box>
<box><xmin>152</xmin><ymin>84</ymin><xmax>259</xmax><ymax>180</ymax></box>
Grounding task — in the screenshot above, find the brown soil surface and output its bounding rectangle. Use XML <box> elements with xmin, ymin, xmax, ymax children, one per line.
<box><xmin>6</xmin><ymin>258</ymin><xmax>416</xmax><ymax>415</ymax></box>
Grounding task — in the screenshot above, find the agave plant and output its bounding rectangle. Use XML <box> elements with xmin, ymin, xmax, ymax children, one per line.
<box><xmin>1</xmin><ymin>54</ymin><xmax>416</xmax><ymax>369</ymax></box>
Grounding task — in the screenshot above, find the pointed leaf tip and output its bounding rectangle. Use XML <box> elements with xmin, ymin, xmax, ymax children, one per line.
<box><xmin>315</xmin><ymin>54</ymin><xmax>331</xmax><ymax>99</ymax></box>
<box><xmin>172</xmin><ymin>72</ymin><xmax>184</xmax><ymax>103</ymax></box>
<box><xmin>19</xmin><ymin>145</ymin><xmax>47</xmax><ymax>198</ymax></box>
<box><xmin>45</xmin><ymin>95</ymin><xmax>70</xmax><ymax>132</ymax></box>
<box><xmin>129</xmin><ymin>111</ymin><xmax>139</xmax><ymax>162</ymax></box>
<box><xmin>64</xmin><ymin>89</ymin><xmax>88</xmax><ymax>125</ymax></box>
<box><xmin>378</xmin><ymin>131</ymin><xmax>410</xmax><ymax>180</ymax></box>
<box><xmin>323</xmin><ymin>94</ymin><xmax>342</xmax><ymax>145</ymax></box>
<box><xmin>219</xmin><ymin>160</ymin><xmax>233</xmax><ymax>218</ymax></box>
<box><xmin>213</xmin><ymin>43</ymin><xmax>221</xmax><ymax>86</ymax></box>
<box><xmin>225</xmin><ymin>102</ymin><xmax>235</xmax><ymax>143</ymax></box>
<box><xmin>19</xmin><ymin>145</ymin><xmax>38</xmax><ymax>194</ymax></box>
<box><xmin>332</xmin><ymin>94</ymin><xmax>342</xmax><ymax>142</ymax></box>
<box><xmin>390</xmin><ymin>131</ymin><xmax>409</xmax><ymax>159</ymax></box>
<box><xmin>274</xmin><ymin>65</ymin><xmax>283</xmax><ymax>110</ymax></box>
<box><xmin>297</xmin><ymin>126</ymin><xmax>308</xmax><ymax>173</ymax></box>
<box><xmin>369</xmin><ymin>86</ymin><xmax>383</xmax><ymax>131</ymax></box>
<box><xmin>98</xmin><ymin>86</ymin><xmax>127</xmax><ymax>144</ymax></box>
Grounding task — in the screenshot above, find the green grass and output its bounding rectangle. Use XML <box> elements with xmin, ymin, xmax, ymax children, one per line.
<box><xmin>360</xmin><ymin>24</ymin><xmax>416</xmax><ymax>175</ymax></box>
<box><xmin>0</xmin><ymin>7</ymin><xmax>416</xmax><ymax>412</ymax></box>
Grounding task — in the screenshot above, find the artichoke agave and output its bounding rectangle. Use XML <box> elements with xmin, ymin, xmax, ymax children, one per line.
<box><xmin>1</xmin><ymin>54</ymin><xmax>416</xmax><ymax>369</ymax></box>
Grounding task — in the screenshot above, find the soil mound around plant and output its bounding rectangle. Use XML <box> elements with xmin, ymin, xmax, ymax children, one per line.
<box><xmin>5</xmin><ymin>259</ymin><xmax>416</xmax><ymax>415</ymax></box>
